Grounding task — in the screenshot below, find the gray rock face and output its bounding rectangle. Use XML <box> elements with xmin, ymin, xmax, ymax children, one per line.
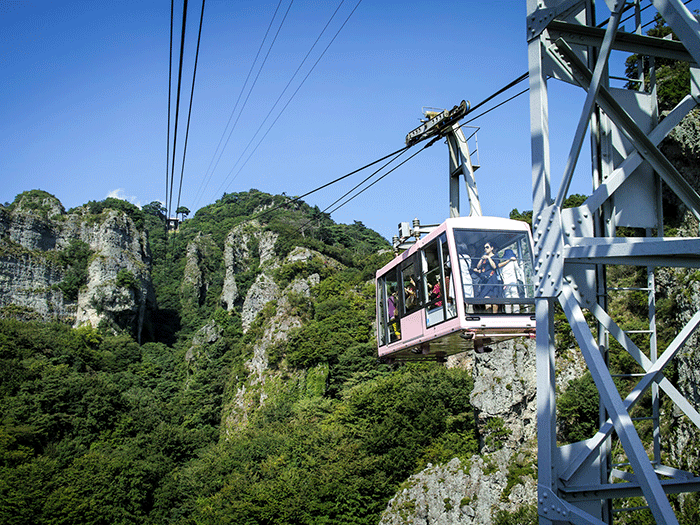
<box><xmin>220</xmin><ymin>224</ymin><xmax>272</xmax><ymax>312</ymax></box>
<box><xmin>75</xmin><ymin>210</ymin><xmax>154</xmax><ymax>339</ymax></box>
<box><xmin>242</xmin><ymin>273</ymin><xmax>280</xmax><ymax>332</ymax></box>
<box><xmin>0</xmin><ymin>254</ymin><xmax>71</xmax><ymax>319</ymax></box>
<box><xmin>380</xmin><ymin>451</ymin><xmax>536</xmax><ymax>525</ymax></box>
<box><xmin>658</xmin><ymin>109</ymin><xmax>700</xmax><ymax>474</ymax></box>
<box><xmin>181</xmin><ymin>234</ymin><xmax>212</xmax><ymax>308</ymax></box>
<box><xmin>378</xmin><ymin>340</ymin><xmax>538</xmax><ymax>525</ymax></box>
<box><xmin>381</xmin><ymin>338</ymin><xmax>589</xmax><ymax>524</ymax></box>
<box><xmin>220</xmin><ymin>243</ymin><xmax>332</xmax><ymax>439</ymax></box>
<box><xmin>471</xmin><ymin>340</ymin><xmax>537</xmax><ymax>451</ymax></box>
<box><xmin>0</xmin><ymin>193</ymin><xmax>154</xmax><ymax>340</ymax></box>
<box><xmin>221</xmin><ymin>224</ymin><xmax>316</xmax><ymax>332</ymax></box>
<box><xmin>7</xmin><ymin>212</ymin><xmax>58</xmax><ymax>252</ymax></box>
<box><xmin>185</xmin><ymin>320</ymin><xmax>224</xmax><ymax>362</ymax></box>
<box><xmin>220</xmin><ymin>229</ymin><xmax>242</xmax><ymax>309</ymax></box>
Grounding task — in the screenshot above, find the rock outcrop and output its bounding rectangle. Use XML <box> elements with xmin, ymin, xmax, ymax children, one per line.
<box><xmin>219</xmin><ymin>245</ymin><xmax>329</xmax><ymax>439</ymax></box>
<box><xmin>659</xmin><ymin>109</ymin><xmax>700</xmax><ymax>475</ymax></box>
<box><xmin>379</xmin><ymin>340</ymin><xmax>539</xmax><ymax>525</ymax></box>
<box><xmin>0</xmin><ymin>191</ymin><xmax>155</xmax><ymax>340</ymax></box>
<box><xmin>380</xmin><ymin>451</ymin><xmax>536</xmax><ymax>525</ymax></box>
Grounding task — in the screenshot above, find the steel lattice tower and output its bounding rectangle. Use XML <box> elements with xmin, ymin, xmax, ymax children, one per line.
<box><xmin>527</xmin><ymin>1</ymin><xmax>700</xmax><ymax>523</ymax></box>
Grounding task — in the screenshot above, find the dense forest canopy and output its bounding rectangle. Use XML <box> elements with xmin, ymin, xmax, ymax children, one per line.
<box><xmin>0</xmin><ymin>189</ymin><xmax>485</xmax><ymax>524</ymax></box>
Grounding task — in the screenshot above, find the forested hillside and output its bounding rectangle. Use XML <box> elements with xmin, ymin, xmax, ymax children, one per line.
<box><xmin>0</xmin><ymin>189</ymin><xmax>482</xmax><ymax>524</ymax></box>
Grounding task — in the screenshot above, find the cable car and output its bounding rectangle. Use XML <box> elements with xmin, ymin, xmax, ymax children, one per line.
<box><xmin>375</xmin><ymin>102</ymin><xmax>536</xmax><ymax>361</ymax></box>
<box><xmin>376</xmin><ymin>216</ymin><xmax>535</xmax><ymax>361</ymax></box>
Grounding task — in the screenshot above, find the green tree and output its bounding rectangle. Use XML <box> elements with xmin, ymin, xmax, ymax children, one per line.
<box><xmin>142</xmin><ymin>201</ymin><xmax>166</xmax><ymax>220</ymax></box>
<box><xmin>56</xmin><ymin>240</ymin><xmax>93</xmax><ymax>302</ymax></box>
<box><xmin>558</xmin><ymin>372</ymin><xmax>600</xmax><ymax>444</ymax></box>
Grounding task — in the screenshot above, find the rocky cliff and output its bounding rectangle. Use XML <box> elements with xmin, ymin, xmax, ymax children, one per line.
<box><xmin>0</xmin><ymin>191</ymin><xmax>155</xmax><ymax>340</ymax></box>
<box><xmin>179</xmin><ymin>216</ymin><xmax>345</xmax><ymax>438</ymax></box>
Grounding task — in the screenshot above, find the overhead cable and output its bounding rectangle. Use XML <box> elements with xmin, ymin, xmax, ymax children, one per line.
<box><xmin>258</xmin><ymin>70</ymin><xmax>526</xmax><ymax>228</ymax></box>
<box><xmin>217</xmin><ymin>0</ymin><xmax>364</xmax><ymax>198</ymax></box>
<box><xmin>167</xmin><ymin>0</ymin><xmax>190</xmax><ymax>218</ymax></box>
<box><xmin>248</xmin><ymin>142</ymin><xmax>411</xmax><ymax>224</ymax></box>
<box><xmin>466</xmin><ymin>72</ymin><xmax>528</xmax><ymax>116</ymax></box>
<box><xmin>192</xmin><ymin>0</ymin><xmax>286</xmax><ymax>209</ymax></box>
<box><xmin>640</xmin><ymin>0</ymin><xmax>694</xmax><ymax>29</ymax></box>
<box><xmin>262</xmin><ymin>0</ymin><xmax>698</xmax><ymax>225</ymax></box>
<box><xmin>325</xmin><ymin>138</ymin><xmax>439</xmax><ymax>217</ymax></box>
<box><xmin>463</xmin><ymin>87</ymin><xmax>529</xmax><ymax>125</ymax></box>
<box><xmin>211</xmin><ymin>0</ymin><xmax>352</xmax><ymax>198</ymax></box>
<box><xmin>295</xmin><ymin>146</ymin><xmax>411</xmax><ymax>233</ymax></box>
<box><xmin>166</xmin><ymin>0</ymin><xmax>174</xmax><ymax>219</ymax></box>
<box><xmin>175</xmin><ymin>0</ymin><xmax>207</xmax><ymax>217</ymax></box>
<box><xmin>196</xmin><ymin>0</ymin><xmax>296</xmax><ymax>209</ymax></box>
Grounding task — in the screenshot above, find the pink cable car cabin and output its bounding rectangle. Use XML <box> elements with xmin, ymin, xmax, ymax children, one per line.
<box><xmin>376</xmin><ymin>216</ymin><xmax>536</xmax><ymax>362</ymax></box>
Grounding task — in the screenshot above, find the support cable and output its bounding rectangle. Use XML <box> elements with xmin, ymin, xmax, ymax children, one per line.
<box><xmin>216</xmin><ymin>0</ymin><xmax>364</xmax><ymax>197</ymax></box>
<box><xmin>175</xmin><ymin>0</ymin><xmax>207</xmax><ymax>217</ymax></box>
<box><xmin>209</xmin><ymin>0</ymin><xmax>349</xmax><ymax>197</ymax></box>
<box><xmin>192</xmin><ymin>0</ymin><xmax>286</xmax><ymax>209</ymax></box>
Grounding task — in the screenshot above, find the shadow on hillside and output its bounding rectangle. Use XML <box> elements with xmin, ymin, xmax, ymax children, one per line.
<box><xmin>148</xmin><ymin>308</ymin><xmax>181</xmax><ymax>346</ymax></box>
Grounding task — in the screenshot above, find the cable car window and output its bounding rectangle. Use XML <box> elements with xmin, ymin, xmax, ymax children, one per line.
<box><xmin>400</xmin><ymin>256</ymin><xmax>421</xmax><ymax>316</ymax></box>
<box><xmin>377</xmin><ymin>275</ymin><xmax>388</xmax><ymax>347</ymax></box>
<box><xmin>442</xmin><ymin>236</ymin><xmax>457</xmax><ymax>319</ymax></box>
<box><xmin>455</xmin><ymin>237</ymin><xmax>475</xmax><ymax>308</ymax></box>
<box><xmin>423</xmin><ymin>234</ymin><xmax>456</xmax><ymax>327</ymax></box>
<box><xmin>454</xmin><ymin>229</ymin><xmax>534</xmax><ymax>314</ymax></box>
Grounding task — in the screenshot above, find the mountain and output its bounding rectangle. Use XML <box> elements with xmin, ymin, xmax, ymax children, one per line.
<box><xmin>1</xmin><ymin>189</ymin><xmax>484</xmax><ymax>524</ymax></box>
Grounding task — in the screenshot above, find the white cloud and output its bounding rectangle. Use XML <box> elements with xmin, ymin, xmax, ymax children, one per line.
<box><xmin>106</xmin><ymin>188</ymin><xmax>142</xmax><ymax>209</ymax></box>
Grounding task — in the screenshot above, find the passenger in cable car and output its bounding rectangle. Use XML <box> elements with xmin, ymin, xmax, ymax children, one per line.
<box><xmin>388</xmin><ymin>288</ymin><xmax>397</xmax><ymax>319</ymax></box>
<box><xmin>497</xmin><ymin>248</ymin><xmax>523</xmax><ymax>313</ymax></box>
<box><xmin>404</xmin><ymin>276</ymin><xmax>418</xmax><ymax>310</ymax></box>
<box><xmin>429</xmin><ymin>275</ymin><xmax>443</xmax><ymax>307</ymax></box>
<box><xmin>475</xmin><ymin>241</ymin><xmax>503</xmax><ymax>312</ymax></box>
<box><xmin>388</xmin><ymin>288</ymin><xmax>400</xmax><ymax>340</ymax></box>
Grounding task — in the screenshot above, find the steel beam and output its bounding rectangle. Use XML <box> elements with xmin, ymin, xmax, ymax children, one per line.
<box><xmin>528</xmin><ymin>1</ymin><xmax>700</xmax><ymax>524</ymax></box>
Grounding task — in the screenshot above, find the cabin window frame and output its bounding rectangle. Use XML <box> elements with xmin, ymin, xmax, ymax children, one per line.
<box><xmin>422</xmin><ymin>233</ymin><xmax>457</xmax><ymax>327</ymax></box>
<box><xmin>377</xmin><ymin>266</ymin><xmax>402</xmax><ymax>346</ymax></box>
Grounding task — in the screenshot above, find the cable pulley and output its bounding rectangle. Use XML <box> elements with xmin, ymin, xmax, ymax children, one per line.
<box><xmin>405</xmin><ymin>100</ymin><xmax>470</xmax><ymax>146</ymax></box>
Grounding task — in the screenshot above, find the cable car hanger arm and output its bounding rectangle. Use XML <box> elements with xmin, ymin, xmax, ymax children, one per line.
<box><xmin>405</xmin><ymin>100</ymin><xmax>470</xmax><ymax>146</ymax></box>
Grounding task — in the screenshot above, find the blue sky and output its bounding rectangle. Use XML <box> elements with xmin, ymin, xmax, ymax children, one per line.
<box><xmin>0</xmin><ymin>0</ymin><xmax>656</xmax><ymax>240</ymax></box>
